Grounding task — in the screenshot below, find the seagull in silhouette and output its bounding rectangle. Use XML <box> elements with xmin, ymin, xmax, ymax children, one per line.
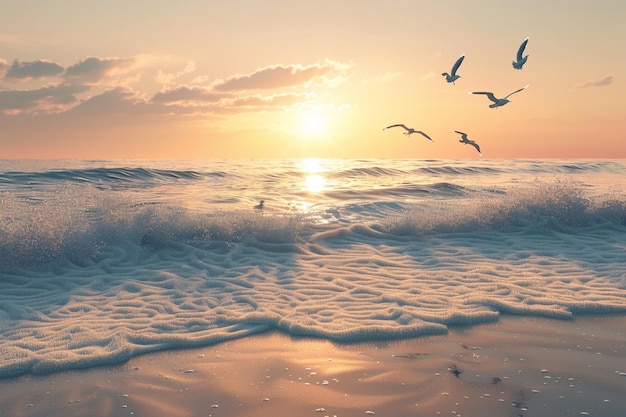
<box><xmin>469</xmin><ymin>85</ymin><xmax>529</xmax><ymax>108</ymax></box>
<box><xmin>454</xmin><ymin>131</ymin><xmax>482</xmax><ymax>156</ymax></box>
<box><xmin>383</xmin><ymin>124</ymin><xmax>433</xmax><ymax>142</ymax></box>
<box><xmin>442</xmin><ymin>54</ymin><xmax>465</xmax><ymax>84</ymax></box>
<box><xmin>512</xmin><ymin>37</ymin><xmax>529</xmax><ymax>70</ymax></box>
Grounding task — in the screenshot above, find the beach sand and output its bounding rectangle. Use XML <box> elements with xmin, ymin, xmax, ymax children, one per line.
<box><xmin>1</xmin><ymin>315</ymin><xmax>625</xmax><ymax>417</ymax></box>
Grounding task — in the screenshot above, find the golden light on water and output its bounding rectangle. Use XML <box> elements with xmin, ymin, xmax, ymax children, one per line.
<box><xmin>300</xmin><ymin>158</ymin><xmax>327</xmax><ymax>193</ymax></box>
<box><xmin>305</xmin><ymin>174</ymin><xmax>325</xmax><ymax>193</ymax></box>
<box><xmin>300</xmin><ymin>157</ymin><xmax>323</xmax><ymax>173</ymax></box>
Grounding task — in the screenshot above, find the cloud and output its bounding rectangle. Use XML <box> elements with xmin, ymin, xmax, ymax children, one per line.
<box><xmin>72</xmin><ymin>87</ymin><xmax>216</xmax><ymax>116</ymax></box>
<box><xmin>574</xmin><ymin>74</ymin><xmax>614</xmax><ymax>89</ymax></box>
<box><xmin>64</xmin><ymin>56</ymin><xmax>138</xmax><ymax>85</ymax></box>
<box><xmin>213</xmin><ymin>59</ymin><xmax>350</xmax><ymax>91</ymax></box>
<box><xmin>4</xmin><ymin>59</ymin><xmax>64</xmax><ymax>81</ymax></box>
<box><xmin>71</xmin><ymin>87</ymin><xmax>157</xmax><ymax>115</ymax></box>
<box><xmin>152</xmin><ymin>86</ymin><xmax>227</xmax><ymax>105</ymax></box>
<box><xmin>0</xmin><ymin>56</ymin><xmax>350</xmax><ymax>117</ymax></box>
<box><xmin>154</xmin><ymin>61</ymin><xmax>197</xmax><ymax>85</ymax></box>
<box><xmin>0</xmin><ymin>83</ymin><xmax>89</xmax><ymax>115</ymax></box>
<box><xmin>151</xmin><ymin>90</ymin><xmax>312</xmax><ymax>114</ymax></box>
<box><xmin>229</xmin><ymin>92</ymin><xmax>313</xmax><ymax>109</ymax></box>
<box><xmin>420</xmin><ymin>70</ymin><xmax>436</xmax><ymax>81</ymax></box>
<box><xmin>0</xmin><ymin>58</ymin><xmax>9</xmax><ymax>73</ymax></box>
<box><xmin>378</xmin><ymin>71</ymin><xmax>404</xmax><ymax>83</ymax></box>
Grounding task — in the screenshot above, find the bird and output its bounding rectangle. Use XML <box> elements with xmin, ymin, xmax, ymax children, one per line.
<box><xmin>442</xmin><ymin>54</ymin><xmax>465</xmax><ymax>84</ymax></box>
<box><xmin>512</xmin><ymin>37</ymin><xmax>529</xmax><ymax>70</ymax></box>
<box><xmin>454</xmin><ymin>131</ymin><xmax>482</xmax><ymax>156</ymax></box>
<box><xmin>469</xmin><ymin>85</ymin><xmax>529</xmax><ymax>108</ymax></box>
<box><xmin>254</xmin><ymin>200</ymin><xmax>265</xmax><ymax>209</ymax></box>
<box><xmin>383</xmin><ymin>124</ymin><xmax>434</xmax><ymax>142</ymax></box>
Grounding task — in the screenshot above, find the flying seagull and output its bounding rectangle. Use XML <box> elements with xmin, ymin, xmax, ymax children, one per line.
<box><xmin>512</xmin><ymin>37</ymin><xmax>529</xmax><ymax>70</ymax></box>
<box><xmin>442</xmin><ymin>53</ymin><xmax>465</xmax><ymax>84</ymax></box>
<box><xmin>383</xmin><ymin>124</ymin><xmax>433</xmax><ymax>142</ymax></box>
<box><xmin>454</xmin><ymin>131</ymin><xmax>482</xmax><ymax>156</ymax></box>
<box><xmin>469</xmin><ymin>85</ymin><xmax>529</xmax><ymax>108</ymax></box>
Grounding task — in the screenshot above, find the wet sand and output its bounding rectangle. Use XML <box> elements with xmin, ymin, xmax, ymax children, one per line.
<box><xmin>1</xmin><ymin>315</ymin><xmax>625</xmax><ymax>417</ymax></box>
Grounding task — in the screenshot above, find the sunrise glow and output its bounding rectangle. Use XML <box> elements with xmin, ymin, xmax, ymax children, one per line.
<box><xmin>299</xmin><ymin>112</ymin><xmax>328</xmax><ymax>139</ymax></box>
<box><xmin>0</xmin><ymin>2</ymin><xmax>624</xmax><ymax>159</ymax></box>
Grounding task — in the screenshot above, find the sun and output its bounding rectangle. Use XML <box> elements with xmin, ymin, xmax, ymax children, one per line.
<box><xmin>299</xmin><ymin>112</ymin><xmax>327</xmax><ymax>139</ymax></box>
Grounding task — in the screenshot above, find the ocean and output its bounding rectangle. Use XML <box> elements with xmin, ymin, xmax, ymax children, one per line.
<box><xmin>1</xmin><ymin>158</ymin><xmax>625</xmax><ymax>379</ymax></box>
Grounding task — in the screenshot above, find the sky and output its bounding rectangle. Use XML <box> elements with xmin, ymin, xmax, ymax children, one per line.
<box><xmin>1</xmin><ymin>0</ymin><xmax>625</xmax><ymax>159</ymax></box>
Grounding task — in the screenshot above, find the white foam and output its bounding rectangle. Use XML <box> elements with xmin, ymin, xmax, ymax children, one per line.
<box><xmin>1</xmin><ymin>213</ymin><xmax>626</xmax><ymax>378</ymax></box>
<box><xmin>1</xmin><ymin>160</ymin><xmax>626</xmax><ymax>379</ymax></box>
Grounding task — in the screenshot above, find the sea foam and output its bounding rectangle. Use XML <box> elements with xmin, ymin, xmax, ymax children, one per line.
<box><xmin>1</xmin><ymin>160</ymin><xmax>625</xmax><ymax>379</ymax></box>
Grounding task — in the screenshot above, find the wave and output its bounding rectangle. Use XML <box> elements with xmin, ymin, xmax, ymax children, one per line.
<box><xmin>414</xmin><ymin>165</ymin><xmax>505</xmax><ymax>176</ymax></box>
<box><xmin>383</xmin><ymin>181</ymin><xmax>626</xmax><ymax>236</ymax></box>
<box><xmin>1</xmin><ymin>165</ymin><xmax>626</xmax><ymax>379</ymax></box>
<box><xmin>0</xmin><ymin>167</ymin><xmax>232</xmax><ymax>188</ymax></box>
<box><xmin>331</xmin><ymin>166</ymin><xmax>409</xmax><ymax>178</ymax></box>
<box><xmin>321</xmin><ymin>182</ymin><xmax>475</xmax><ymax>200</ymax></box>
<box><xmin>1</xmin><ymin>181</ymin><xmax>624</xmax><ymax>270</ymax></box>
<box><xmin>3</xmin><ymin>159</ymin><xmax>623</xmax><ymax>188</ymax></box>
<box><xmin>406</xmin><ymin>159</ymin><xmax>626</xmax><ymax>177</ymax></box>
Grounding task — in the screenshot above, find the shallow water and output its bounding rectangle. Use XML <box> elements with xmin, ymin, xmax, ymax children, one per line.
<box><xmin>1</xmin><ymin>316</ymin><xmax>624</xmax><ymax>417</ymax></box>
<box><xmin>1</xmin><ymin>158</ymin><xmax>625</xmax><ymax>378</ymax></box>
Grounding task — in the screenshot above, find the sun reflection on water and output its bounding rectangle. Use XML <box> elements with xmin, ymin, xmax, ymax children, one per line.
<box><xmin>300</xmin><ymin>158</ymin><xmax>327</xmax><ymax>193</ymax></box>
<box><xmin>300</xmin><ymin>157</ymin><xmax>323</xmax><ymax>174</ymax></box>
<box><xmin>305</xmin><ymin>174</ymin><xmax>325</xmax><ymax>193</ymax></box>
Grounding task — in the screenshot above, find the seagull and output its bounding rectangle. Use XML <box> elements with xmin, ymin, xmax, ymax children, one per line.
<box><xmin>512</xmin><ymin>37</ymin><xmax>529</xmax><ymax>70</ymax></box>
<box><xmin>383</xmin><ymin>124</ymin><xmax>433</xmax><ymax>142</ymax></box>
<box><xmin>469</xmin><ymin>85</ymin><xmax>529</xmax><ymax>108</ymax></box>
<box><xmin>442</xmin><ymin>54</ymin><xmax>465</xmax><ymax>84</ymax></box>
<box><xmin>254</xmin><ymin>200</ymin><xmax>265</xmax><ymax>209</ymax></box>
<box><xmin>454</xmin><ymin>131</ymin><xmax>482</xmax><ymax>156</ymax></box>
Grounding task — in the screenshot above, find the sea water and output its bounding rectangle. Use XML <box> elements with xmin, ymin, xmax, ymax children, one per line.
<box><xmin>1</xmin><ymin>158</ymin><xmax>625</xmax><ymax>378</ymax></box>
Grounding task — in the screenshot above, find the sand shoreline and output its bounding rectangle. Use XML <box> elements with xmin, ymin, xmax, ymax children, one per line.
<box><xmin>1</xmin><ymin>314</ymin><xmax>625</xmax><ymax>417</ymax></box>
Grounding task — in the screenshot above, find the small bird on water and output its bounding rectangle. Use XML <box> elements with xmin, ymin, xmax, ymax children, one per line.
<box><xmin>254</xmin><ymin>200</ymin><xmax>264</xmax><ymax>209</ymax></box>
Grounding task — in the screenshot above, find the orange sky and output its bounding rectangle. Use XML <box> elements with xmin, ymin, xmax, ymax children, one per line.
<box><xmin>1</xmin><ymin>1</ymin><xmax>625</xmax><ymax>159</ymax></box>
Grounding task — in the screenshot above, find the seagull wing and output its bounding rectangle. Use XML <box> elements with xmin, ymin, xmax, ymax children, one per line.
<box><xmin>450</xmin><ymin>54</ymin><xmax>465</xmax><ymax>76</ymax></box>
<box><xmin>454</xmin><ymin>130</ymin><xmax>467</xmax><ymax>137</ymax></box>
<box><xmin>505</xmin><ymin>85</ymin><xmax>529</xmax><ymax>99</ymax></box>
<box><xmin>383</xmin><ymin>124</ymin><xmax>409</xmax><ymax>132</ymax></box>
<box><xmin>470</xmin><ymin>141</ymin><xmax>482</xmax><ymax>155</ymax></box>
<box><xmin>516</xmin><ymin>37</ymin><xmax>529</xmax><ymax>61</ymax></box>
<box><xmin>470</xmin><ymin>92</ymin><xmax>498</xmax><ymax>103</ymax></box>
<box><xmin>416</xmin><ymin>131</ymin><xmax>434</xmax><ymax>142</ymax></box>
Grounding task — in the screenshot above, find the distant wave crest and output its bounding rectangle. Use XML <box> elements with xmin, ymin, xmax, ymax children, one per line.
<box><xmin>384</xmin><ymin>181</ymin><xmax>626</xmax><ymax>236</ymax></box>
<box><xmin>0</xmin><ymin>167</ymin><xmax>230</xmax><ymax>188</ymax></box>
<box><xmin>0</xmin><ymin>185</ymin><xmax>303</xmax><ymax>269</ymax></box>
<box><xmin>1</xmin><ymin>181</ymin><xmax>624</xmax><ymax>269</ymax></box>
